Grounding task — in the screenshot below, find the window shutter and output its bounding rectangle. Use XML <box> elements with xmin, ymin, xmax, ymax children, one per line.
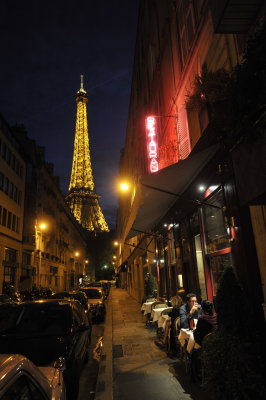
<box><xmin>177</xmin><ymin>106</ymin><xmax>191</xmax><ymax>160</ymax></box>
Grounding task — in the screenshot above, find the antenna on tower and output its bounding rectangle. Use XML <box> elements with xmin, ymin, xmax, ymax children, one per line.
<box><xmin>80</xmin><ymin>74</ymin><xmax>84</xmax><ymax>90</ymax></box>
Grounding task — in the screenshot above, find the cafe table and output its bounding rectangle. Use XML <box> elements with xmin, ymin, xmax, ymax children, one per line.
<box><xmin>141</xmin><ymin>301</ymin><xmax>156</xmax><ymax>315</ymax></box>
<box><xmin>158</xmin><ymin>313</ymin><xmax>171</xmax><ymax>329</ymax></box>
<box><xmin>151</xmin><ymin>306</ymin><xmax>171</xmax><ymax>323</ymax></box>
<box><xmin>178</xmin><ymin>326</ymin><xmax>201</xmax><ymax>353</ymax></box>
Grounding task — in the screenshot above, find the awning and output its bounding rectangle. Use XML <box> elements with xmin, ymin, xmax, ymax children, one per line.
<box><xmin>127</xmin><ymin>144</ymin><xmax>219</xmax><ymax>239</ymax></box>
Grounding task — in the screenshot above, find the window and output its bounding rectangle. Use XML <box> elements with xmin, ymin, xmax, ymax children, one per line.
<box><xmin>16</xmin><ymin>217</ymin><xmax>20</xmax><ymax>233</ymax></box>
<box><xmin>12</xmin><ymin>214</ymin><xmax>16</xmax><ymax>231</ymax></box>
<box><xmin>202</xmin><ymin>189</ymin><xmax>230</xmax><ymax>253</ymax></box>
<box><xmin>15</xmin><ymin>159</ymin><xmax>20</xmax><ymax>175</ymax></box>
<box><xmin>9</xmin><ymin>182</ymin><xmax>13</xmax><ymax>199</ymax></box>
<box><xmin>1</xmin><ymin>375</ymin><xmax>46</xmax><ymax>400</ymax></box>
<box><xmin>209</xmin><ymin>252</ymin><xmax>233</xmax><ymax>296</ymax></box>
<box><xmin>4</xmin><ymin>177</ymin><xmax>9</xmax><ymax>195</ymax></box>
<box><xmin>11</xmin><ymin>154</ymin><xmax>16</xmax><ymax>170</ymax></box>
<box><xmin>18</xmin><ymin>190</ymin><xmax>22</xmax><ymax>205</ymax></box>
<box><xmin>23</xmin><ymin>252</ymin><xmax>31</xmax><ymax>265</ymax></box>
<box><xmin>0</xmin><ymin>172</ymin><xmax>4</xmax><ymax>190</ymax></box>
<box><xmin>1</xmin><ymin>142</ymin><xmax>6</xmax><ymax>159</ymax></box>
<box><xmin>7</xmin><ymin>148</ymin><xmax>11</xmax><ymax>165</ymax></box>
<box><xmin>177</xmin><ymin>1</ymin><xmax>196</xmax><ymax>67</ymax></box>
<box><xmin>5</xmin><ymin>248</ymin><xmax>17</xmax><ymax>263</ymax></box>
<box><xmin>2</xmin><ymin>208</ymin><xmax>7</xmax><ymax>226</ymax></box>
<box><xmin>7</xmin><ymin>211</ymin><xmax>12</xmax><ymax>229</ymax></box>
<box><xmin>14</xmin><ymin>186</ymin><xmax>18</xmax><ymax>202</ymax></box>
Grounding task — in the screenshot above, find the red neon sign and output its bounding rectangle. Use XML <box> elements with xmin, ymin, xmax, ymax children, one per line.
<box><xmin>145</xmin><ymin>116</ymin><xmax>159</xmax><ymax>173</ymax></box>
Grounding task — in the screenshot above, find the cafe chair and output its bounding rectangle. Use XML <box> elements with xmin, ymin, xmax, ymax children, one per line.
<box><xmin>166</xmin><ymin>316</ymin><xmax>181</xmax><ymax>356</ymax></box>
<box><xmin>157</xmin><ymin>307</ymin><xmax>173</xmax><ymax>339</ymax></box>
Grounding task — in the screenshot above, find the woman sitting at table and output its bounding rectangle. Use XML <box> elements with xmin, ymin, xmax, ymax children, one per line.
<box><xmin>194</xmin><ymin>300</ymin><xmax>217</xmax><ymax>346</ymax></box>
<box><xmin>154</xmin><ymin>295</ymin><xmax>183</xmax><ymax>350</ymax></box>
<box><xmin>190</xmin><ymin>300</ymin><xmax>217</xmax><ymax>382</ymax></box>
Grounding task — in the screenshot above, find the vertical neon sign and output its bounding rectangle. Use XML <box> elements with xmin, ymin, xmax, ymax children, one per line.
<box><xmin>145</xmin><ymin>116</ymin><xmax>159</xmax><ymax>173</ymax></box>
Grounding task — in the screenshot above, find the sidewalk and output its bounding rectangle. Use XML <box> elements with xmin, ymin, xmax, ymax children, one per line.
<box><xmin>95</xmin><ymin>288</ymin><xmax>207</xmax><ymax>400</ymax></box>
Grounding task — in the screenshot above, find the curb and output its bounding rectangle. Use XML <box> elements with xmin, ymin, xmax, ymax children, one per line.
<box><xmin>94</xmin><ymin>289</ymin><xmax>113</xmax><ymax>400</ymax></box>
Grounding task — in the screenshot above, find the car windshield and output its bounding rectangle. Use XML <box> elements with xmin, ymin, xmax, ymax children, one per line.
<box><xmin>0</xmin><ymin>303</ymin><xmax>71</xmax><ymax>335</ymax></box>
<box><xmin>80</xmin><ymin>288</ymin><xmax>102</xmax><ymax>299</ymax></box>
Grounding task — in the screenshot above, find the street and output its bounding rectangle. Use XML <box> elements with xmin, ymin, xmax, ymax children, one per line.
<box><xmin>78</xmin><ymin>321</ymin><xmax>104</xmax><ymax>400</ymax></box>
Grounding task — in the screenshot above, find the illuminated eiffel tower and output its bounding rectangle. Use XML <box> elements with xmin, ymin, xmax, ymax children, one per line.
<box><xmin>66</xmin><ymin>75</ymin><xmax>109</xmax><ymax>232</ymax></box>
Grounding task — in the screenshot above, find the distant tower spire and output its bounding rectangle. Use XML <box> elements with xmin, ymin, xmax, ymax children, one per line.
<box><xmin>66</xmin><ymin>76</ymin><xmax>109</xmax><ymax>232</ymax></box>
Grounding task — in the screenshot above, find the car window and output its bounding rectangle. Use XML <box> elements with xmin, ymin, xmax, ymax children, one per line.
<box><xmin>0</xmin><ymin>303</ymin><xmax>71</xmax><ymax>335</ymax></box>
<box><xmin>74</xmin><ymin>303</ymin><xmax>88</xmax><ymax>325</ymax></box>
<box><xmin>1</xmin><ymin>375</ymin><xmax>47</xmax><ymax>400</ymax></box>
<box><xmin>72</xmin><ymin>308</ymin><xmax>82</xmax><ymax>327</ymax></box>
<box><xmin>79</xmin><ymin>289</ymin><xmax>102</xmax><ymax>299</ymax></box>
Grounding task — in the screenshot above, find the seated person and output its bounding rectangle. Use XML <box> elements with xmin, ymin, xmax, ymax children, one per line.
<box><xmin>194</xmin><ymin>300</ymin><xmax>217</xmax><ymax>346</ymax></box>
<box><xmin>190</xmin><ymin>300</ymin><xmax>217</xmax><ymax>382</ymax></box>
<box><xmin>154</xmin><ymin>294</ymin><xmax>183</xmax><ymax>349</ymax></box>
<box><xmin>179</xmin><ymin>292</ymin><xmax>201</xmax><ymax>329</ymax></box>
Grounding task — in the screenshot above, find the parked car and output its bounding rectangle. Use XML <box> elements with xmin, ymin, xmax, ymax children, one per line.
<box><xmin>0</xmin><ymin>299</ymin><xmax>91</xmax><ymax>399</ymax></box>
<box><xmin>85</xmin><ymin>282</ymin><xmax>108</xmax><ymax>298</ymax></box>
<box><xmin>51</xmin><ymin>291</ymin><xmax>92</xmax><ymax>325</ymax></box>
<box><xmin>0</xmin><ymin>353</ymin><xmax>66</xmax><ymax>399</ymax></box>
<box><xmin>79</xmin><ymin>286</ymin><xmax>106</xmax><ymax>321</ymax></box>
<box><xmin>0</xmin><ymin>294</ymin><xmax>14</xmax><ymax>305</ymax></box>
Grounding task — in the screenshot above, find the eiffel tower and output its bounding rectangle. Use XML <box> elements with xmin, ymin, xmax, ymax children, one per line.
<box><xmin>66</xmin><ymin>75</ymin><xmax>109</xmax><ymax>232</ymax></box>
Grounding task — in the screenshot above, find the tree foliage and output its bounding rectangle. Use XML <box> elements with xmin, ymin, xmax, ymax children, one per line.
<box><xmin>201</xmin><ymin>267</ymin><xmax>266</xmax><ymax>399</ymax></box>
<box><xmin>186</xmin><ymin>20</ymin><xmax>266</xmax><ymax>150</ymax></box>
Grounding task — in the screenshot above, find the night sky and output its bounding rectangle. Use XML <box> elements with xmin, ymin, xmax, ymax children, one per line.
<box><xmin>0</xmin><ymin>0</ymin><xmax>139</xmax><ymax>229</ymax></box>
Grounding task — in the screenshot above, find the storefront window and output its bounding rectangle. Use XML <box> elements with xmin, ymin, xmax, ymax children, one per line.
<box><xmin>209</xmin><ymin>251</ymin><xmax>233</xmax><ymax>296</ymax></box>
<box><xmin>203</xmin><ymin>189</ymin><xmax>230</xmax><ymax>254</ymax></box>
<box><xmin>194</xmin><ymin>234</ymin><xmax>207</xmax><ymax>299</ymax></box>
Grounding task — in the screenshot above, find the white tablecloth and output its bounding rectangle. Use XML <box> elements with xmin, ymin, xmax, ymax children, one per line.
<box><xmin>151</xmin><ymin>307</ymin><xmax>169</xmax><ymax>322</ymax></box>
<box><xmin>158</xmin><ymin>314</ymin><xmax>171</xmax><ymax>329</ymax></box>
<box><xmin>141</xmin><ymin>301</ymin><xmax>156</xmax><ymax>315</ymax></box>
<box><xmin>178</xmin><ymin>328</ymin><xmax>201</xmax><ymax>353</ymax></box>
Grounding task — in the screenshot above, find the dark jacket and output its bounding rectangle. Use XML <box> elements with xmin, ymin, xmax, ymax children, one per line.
<box><xmin>169</xmin><ymin>306</ymin><xmax>180</xmax><ymax>323</ymax></box>
<box><xmin>179</xmin><ymin>303</ymin><xmax>201</xmax><ymax>329</ymax></box>
<box><xmin>194</xmin><ymin>313</ymin><xmax>217</xmax><ymax>346</ymax></box>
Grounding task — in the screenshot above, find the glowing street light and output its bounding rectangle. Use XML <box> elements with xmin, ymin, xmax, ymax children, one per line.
<box><xmin>75</xmin><ymin>252</ymin><xmax>80</xmax><ymax>257</ymax></box>
<box><xmin>114</xmin><ymin>241</ymin><xmax>119</xmax><ymax>246</ymax></box>
<box><xmin>120</xmin><ymin>182</ymin><xmax>129</xmax><ymax>191</ymax></box>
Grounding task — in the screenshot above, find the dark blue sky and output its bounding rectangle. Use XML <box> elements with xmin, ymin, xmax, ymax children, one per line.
<box><xmin>0</xmin><ymin>0</ymin><xmax>139</xmax><ymax>229</ymax></box>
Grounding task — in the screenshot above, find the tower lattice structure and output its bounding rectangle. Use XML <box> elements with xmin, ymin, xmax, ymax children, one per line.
<box><xmin>66</xmin><ymin>75</ymin><xmax>109</xmax><ymax>232</ymax></box>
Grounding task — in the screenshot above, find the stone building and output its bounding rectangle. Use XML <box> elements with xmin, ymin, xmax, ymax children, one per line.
<box><xmin>11</xmin><ymin>125</ymin><xmax>90</xmax><ymax>292</ymax></box>
<box><xmin>0</xmin><ymin>114</ymin><xmax>26</xmax><ymax>293</ymax></box>
<box><xmin>116</xmin><ymin>0</ymin><xmax>266</xmax><ymax>326</ymax></box>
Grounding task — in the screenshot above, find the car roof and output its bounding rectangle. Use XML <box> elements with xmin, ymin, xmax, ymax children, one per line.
<box><xmin>0</xmin><ymin>354</ymin><xmax>51</xmax><ymax>395</ymax></box>
<box><xmin>11</xmin><ymin>299</ymin><xmax>77</xmax><ymax>309</ymax></box>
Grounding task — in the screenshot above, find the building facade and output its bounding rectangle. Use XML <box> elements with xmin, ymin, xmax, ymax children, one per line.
<box><xmin>116</xmin><ymin>0</ymin><xmax>266</xmax><ymax>326</ymax></box>
<box><xmin>0</xmin><ymin>114</ymin><xmax>26</xmax><ymax>293</ymax></box>
<box><xmin>7</xmin><ymin>125</ymin><xmax>91</xmax><ymax>293</ymax></box>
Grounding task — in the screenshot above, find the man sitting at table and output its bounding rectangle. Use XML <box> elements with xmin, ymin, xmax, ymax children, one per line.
<box><xmin>179</xmin><ymin>292</ymin><xmax>201</xmax><ymax>329</ymax></box>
